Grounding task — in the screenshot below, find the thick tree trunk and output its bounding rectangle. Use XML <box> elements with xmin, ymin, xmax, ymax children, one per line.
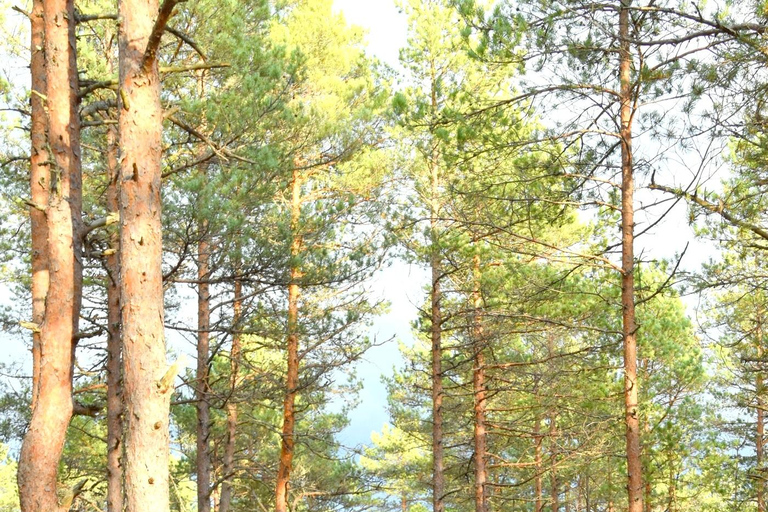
<box><xmin>28</xmin><ymin>0</ymin><xmax>48</xmax><ymax>412</ymax></box>
<box><xmin>618</xmin><ymin>1</ymin><xmax>643</xmax><ymax>511</ymax></box>
<box><xmin>18</xmin><ymin>0</ymin><xmax>82</xmax><ymax>510</ymax></box>
<box><xmin>471</xmin><ymin>252</ymin><xmax>488</xmax><ymax>512</ymax></box>
<box><xmin>117</xmin><ymin>0</ymin><xmax>179</xmax><ymax>511</ymax></box>
<box><xmin>220</xmin><ymin>275</ymin><xmax>242</xmax><ymax>512</ymax></box>
<box><xmin>106</xmin><ymin>121</ymin><xmax>124</xmax><ymax>512</ymax></box>
<box><xmin>276</xmin><ymin>169</ymin><xmax>302</xmax><ymax>512</ymax></box>
<box><xmin>197</xmin><ymin>233</ymin><xmax>212</xmax><ymax>512</ymax></box>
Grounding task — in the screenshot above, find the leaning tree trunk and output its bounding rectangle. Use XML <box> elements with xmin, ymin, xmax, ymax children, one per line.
<box><xmin>117</xmin><ymin>0</ymin><xmax>182</xmax><ymax>511</ymax></box>
<box><xmin>18</xmin><ymin>0</ymin><xmax>82</xmax><ymax>509</ymax></box>
<box><xmin>619</xmin><ymin>1</ymin><xmax>643</xmax><ymax>511</ymax></box>
<box><xmin>276</xmin><ymin>168</ymin><xmax>303</xmax><ymax>512</ymax></box>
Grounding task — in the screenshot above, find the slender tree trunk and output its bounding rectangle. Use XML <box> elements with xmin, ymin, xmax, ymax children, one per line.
<box><xmin>197</xmin><ymin>231</ymin><xmax>212</xmax><ymax>512</ymax></box>
<box><xmin>220</xmin><ymin>274</ymin><xmax>242</xmax><ymax>512</ymax></box>
<box><xmin>546</xmin><ymin>335</ymin><xmax>558</xmax><ymax>512</ymax></box>
<box><xmin>549</xmin><ymin>413</ymin><xmax>558</xmax><ymax>512</ymax></box>
<box><xmin>28</xmin><ymin>0</ymin><xmax>48</xmax><ymax>412</ymax></box>
<box><xmin>758</xmin><ymin>317</ymin><xmax>765</xmax><ymax>512</ymax></box>
<box><xmin>117</xmin><ymin>0</ymin><xmax>180</xmax><ymax>511</ymax></box>
<box><xmin>619</xmin><ymin>1</ymin><xmax>642</xmax><ymax>511</ymax></box>
<box><xmin>472</xmin><ymin>252</ymin><xmax>488</xmax><ymax>512</ymax></box>
<box><xmin>106</xmin><ymin>120</ymin><xmax>124</xmax><ymax>512</ymax></box>
<box><xmin>666</xmin><ymin>446</ymin><xmax>677</xmax><ymax>512</ymax></box>
<box><xmin>18</xmin><ymin>0</ymin><xmax>82</xmax><ymax>509</ymax></box>
<box><xmin>535</xmin><ymin>416</ymin><xmax>544</xmax><ymax>512</ymax></box>
<box><xmin>276</xmin><ymin>168</ymin><xmax>302</xmax><ymax>512</ymax></box>
<box><xmin>429</xmin><ymin>61</ymin><xmax>445</xmax><ymax>512</ymax></box>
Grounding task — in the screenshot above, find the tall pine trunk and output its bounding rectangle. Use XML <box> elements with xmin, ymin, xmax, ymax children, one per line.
<box><xmin>276</xmin><ymin>168</ymin><xmax>302</xmax><ymax>512</ymax></box>
<box><xmin>429</xmin><ymin>61</ymin><xmax>445</xmax><ymax>512</ymax></box>
<box><xmin>619</xmin><ymin>1</ymin><xmax>643</xmax><ymax>511</ymax></box>
<box><xmin>18</xmin><ymin>0</ymin><xmax>82</xmax><ymax>509</ymax></box>
<box><xmin>117</xmin><ymin>0</ymin><xmax>181</xmax><ymax>511</ymax></box>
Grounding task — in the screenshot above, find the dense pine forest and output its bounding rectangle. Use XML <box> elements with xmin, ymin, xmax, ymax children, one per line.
<box><xmin>1</xmin><ymin>0</ymin><xmax>768</xmax><ymax>511</ymax></box>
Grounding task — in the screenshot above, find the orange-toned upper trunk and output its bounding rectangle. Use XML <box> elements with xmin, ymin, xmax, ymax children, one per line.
<box><xmin>117</xmin><ymin>0</ymin><xmax>176</xmax><ymax>511</ymax></box>
<box><xmin>276</xmin><ymin>169</ymin><xmax>303</xmax><ymax>512</ymax></box>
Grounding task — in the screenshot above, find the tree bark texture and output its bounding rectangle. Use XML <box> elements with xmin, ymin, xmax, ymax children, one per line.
<box><xmin>106</xmin><ymin>121</ymin><xmax>124</xmax><ymax>512</ymax></box>
<box><xmin>18</xmin><ymin>0</ymin><xmax>82</xmax><ymax>509</ymax></box>
<box><xmin>276</xmin><ymin>169</ymin><xmax>303</xmax><ymax>512</ymax></box>
<box><xmin>28</xmin><ymin>0</ymin><xmax>48</xmax><ymax>412</ymax></box>
<box><xmin>619</xmin><ymin>1</ymin><xmax>643</xmax><ymax>511</ymax></box>
<box><xmin>118</xmin><ymin>0</ymin><xmax>174</xmax><ymax>509</ymax></box>
<box><xmin>197</xmin><ymin>233</ymin><xmax>212</xmax><ymax>512</ymax></box>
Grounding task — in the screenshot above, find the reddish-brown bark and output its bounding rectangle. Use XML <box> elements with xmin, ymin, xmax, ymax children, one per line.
<box><xmin>117</xmin><ymin>0</ymin><xmax>179</xmax><ymax>510</ymax></box>
<box><xmin>219</xmin><ymin>275</ymin><xmax>242</xmax><ymax>512</ymax></box>
<box><xmin>197</xmin><ymin>234</ymin><xmax>212</xmax><ymax>512</ymax></box>
<box><xmin>18</xmin><ymin>0</ymin><xmax>82</xmax><ymax>509</ymax></box>
<box><xmin>276</xmin><ymin>169</ymin><xmax>303</xmax><ymax>512</ymax></box>
<box><xmin>619</xmin><ymin>1</ymin><xmax>643</xmax><ymax>511</ymax></box>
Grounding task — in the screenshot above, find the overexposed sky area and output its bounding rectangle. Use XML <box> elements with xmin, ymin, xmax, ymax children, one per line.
<box><xmin>333</xmin><ymin>0</ymin><xmax>407</xmax><ymax>67</ymax></box>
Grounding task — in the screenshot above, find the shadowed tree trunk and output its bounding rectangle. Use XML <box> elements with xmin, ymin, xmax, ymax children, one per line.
<box><xmin>18</xmin><ymin>0</ymin><xmax>82</xmax><ymax>509</ymax></box>
<box><xmin>106</xmin><ymin>120</ymin><xmax>123</xmax><ymax>512</ymax></box>
<box><xmin>117</xmin><ymin>0</ymin><xmax>183</xmax><ymax>511</ymax></box>
<box><xmin>619</xmin><ymin>1</ymin><xmax>643</xmax><ymax>511</ymax></box>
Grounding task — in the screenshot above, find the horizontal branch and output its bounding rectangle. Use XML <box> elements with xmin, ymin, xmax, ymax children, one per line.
<box><xmin>650</xmin><ymin>183</ymin><xmax>768</xmax><ymax>241</ymax></box>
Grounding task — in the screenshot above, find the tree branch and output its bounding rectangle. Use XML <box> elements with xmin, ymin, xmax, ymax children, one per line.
<box><xmin>649</xmin><ymin>183</ymin><xmax>768</xmax><ymax>242</ymax></box>
<box><xmin>142</xmin><ymin>0</ymin><xmax>188</xmax><ymax>74</ymax></box>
